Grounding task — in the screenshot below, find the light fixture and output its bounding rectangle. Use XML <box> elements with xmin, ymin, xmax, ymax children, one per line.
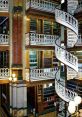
<box><xmin>9</xmin><ymin>77</ymin><xmax>12</xmax><ymax>81</ymax></box>
<box><xmin>74</xmin><ymin>96</ymin><xmax>82</xmax><ymax>106</ymax></box>
<box><xmin>12</xmin><ymin>73</ymin><xmax>16</xmax><ymax>78</ymax></box>
<box><xmin>61</xmin><ymin>0</ymin><xmax>65</xmax><ymax>4</ymax></box>
<box><xmin>69</xmin><ymin>101</ymin><xmax>76</xmax><ymax>107</ymax></box>
<box><xmin>68</xmin><ymin>104</ymin><xmax>76</xmax><ymax>114</ymax></box>
<box><xmin>13</xmin><ymin>77</ymin><xmax>17</xmax><ymax>82</ymax></box>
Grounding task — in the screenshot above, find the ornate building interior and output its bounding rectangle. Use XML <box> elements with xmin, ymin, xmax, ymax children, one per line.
<box><xmin>0</xmin><ymin>0</ymin><xmax>82</xmax><ymax>117</ymax></box>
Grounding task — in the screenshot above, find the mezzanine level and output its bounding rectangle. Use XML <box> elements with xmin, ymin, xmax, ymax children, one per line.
<box><xmin>25</xmin><ymin>67</ymin><xmax>58</xmax><ymax>81</ymax></box>
<box><xmin>0</xmin><ymin>34</ymin><xmax>9</xmax><ymax>45</ymax></box>
<box><xmin>26</xmin><ymin>32</ymin><xmax>58</xmax><ymax>46</ymax></box>
<box><xmin>0</xmin><ymin>0</ymin><xmax>8</xmax><ymax>12</ymax></box>
<box><xmin>26</xmin><ymin>0</ymin><xmax>57</xmax><ymax>14</ymax></box>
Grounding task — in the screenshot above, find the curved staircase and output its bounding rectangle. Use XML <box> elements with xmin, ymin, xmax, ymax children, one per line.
<box><xmin>54</xmin><ymin>6</ymin><xmax>78</xmax><ymax>103</ymax></box>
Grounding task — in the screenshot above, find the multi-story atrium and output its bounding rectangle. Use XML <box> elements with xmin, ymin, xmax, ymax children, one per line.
<box><xmin>0</xmin><ymin>0</ymin><xmax>82</xmax><ymax>117</ymax></box>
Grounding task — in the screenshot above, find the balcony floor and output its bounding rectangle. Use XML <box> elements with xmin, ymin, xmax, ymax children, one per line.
<box><xmin>0</xmin><ymin>79</ymin><xmax>9</xmax><ymax>84</ymax></box>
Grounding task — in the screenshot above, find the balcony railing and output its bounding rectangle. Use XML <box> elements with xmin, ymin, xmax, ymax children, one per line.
<box><xmin>0</xmin><ymin>0</ymin><xmax>9</xmax><ymax>12</ymax></box>
<box><xmin>0</xmin><ymin>34</ymin><xmax>9</xmax><ymax>45</ymax></box>
<box><xmin>25</xmin><ymin>67</ymin><xmax>58</xmax><ymax>81</ymax></box>
<box><xmin>26</xmin><ymin>0</ymin><xmax>57</xmax><ymax>13</ymax></box>
<box><xmin>26</xmin><ymin>32</ymin><xmax>58</xmax><ymax>46</ymax></box>
<box><xmin>75</xmin><ymin>35</ymin><xmax>82</xmax><ymax>46</ymax></box>
<box><xmin>0</xmin><ymin>68</ymin><xmax>10</xmax><ymax>78</ymax></box>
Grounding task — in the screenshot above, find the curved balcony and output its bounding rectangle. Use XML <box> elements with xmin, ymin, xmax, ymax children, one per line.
<box><xmin>25</xmin><ymin>67</ymin><xmax>58</xmax><ymax>81</ymax></box>
<box><xmin>26</xmin><ymin>32</ymin><xmax>58</xmax><ymax>46</ymax></box>
<box><xmin>55</xmin><ymin>38</ymin><xmax>78</xmax><ymax>72</ymax></box>
<box><xmin>0</xmin><ymin>34</ymin><xmax>9</xmax><ymax>45</ymax></box>
<box><xmin>55</xmin><ymin>76</ymin><xmax>77</xmax><ymax>102</ymax></box>
<box><xmin>55</xmin><ymin>9</ymin><xmax>78</xmax><ymax>47</ymax></box>
<box><xmin>55</xmin><ymin>9</ymin><xmax>78</xmax><ymax>34</ymax></box>
<box><xmin>26</xmin><ymin>0</ymin><xmax>57</xmax><ymax>13</ymax></box>
<box><xmin>55</xmin><ymin>8</ymin><xmax>78</xmax><ymax>102</ymax></box>
<box><xmin>0</xmin><ymin>0</ymin><xmax>9</xmax><ymax>12</ymax></box>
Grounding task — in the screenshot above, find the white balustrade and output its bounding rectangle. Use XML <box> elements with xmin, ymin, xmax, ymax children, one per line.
<box><xmin>54</xmin><ymin>3</ymin><xmax>78</xmax><ymax>103</ymax></box>
<box><xmin>55</xmin><ymin>38</ymin><xmax>78</xmax><ymax>72</ymax></box>
<box><xmin>26</xmin><ymin>32</ymin><xmax>58</xmax><ymax>46</ymax></box>
<box><xmin>55</xmin><ymin>9</ymin><xmax>78</xmax><ymax>35</ymax></box>
<box><xmin>25</xmin><ymin>68</ymin><xmax>58</xmax><ymax>81</ymax></box>
<box><xmin>67</xmin><ymin>67</ymin><xmax>78</xmax><ymax>80</ymax></box>
<box><xmin>0</xmin><ymin>68</ymin><xmax>10</xmax><ymax>78</ymax></box>
<box><xmin>0</xmin><ymin>34</ymin><xmax>9</xmax><ymax>45</ymax></box>
<box><xmin>55</xmin><ymin>79</ymin><xmax>77</xmax><ymax>102</ymax></box>
<box><xmin>26</xmin><ymin>0</ymin><xmax>57</xmax><ymax>13</ymax></box>
<box><xmin>67</xmin><ymin>29</ymin><xmax>78</xmax><ymax>47</ymax></box>
<box><xmin>0</xmin><ymin>0</ymin><xmax>9</xmax><ymax>12</ymax></box>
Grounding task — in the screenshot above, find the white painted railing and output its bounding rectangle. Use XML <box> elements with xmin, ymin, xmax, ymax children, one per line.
<box><xmin>55</xmin><ymin>9</ymin><xmax>78</xmax><ymax>34</ymax></box>
<box><xmin>25</xmin><ymin>68</ymin><xmax>58</xmax><ymax>81</ymax></box>
<box><xmin>26</xmin><ymin>0</ymin><xmax>57</xmax><ymax>13</ymax></box>
<box><xmin>55</xmin><ymin>7</ymin><xmax>78</xmax><ymax>102</ymax></box>
<box><xmin>67</xmin><ymin>67</ymin><xmax>78</xmax><ymax>80</ymax></box>
<box><xmin>0</xmin><ymin>0</ymin><xmax>9</xmax><ymax>12</ymax></box>
<box><xmin>0</xmin><ymin>34</ymin><xmax>9</xmax><ymax>45</ymax></box>
<box><xmin>55</xmin><ymin>8</ymin><xmax>78</xmax><ymax>47</ymax></box>
<box><xmin>0</xmin><ymin>68</ymin><xmax>10</xmax><ymax>78</ymax></box>
<box><xmin>55</xmin><ymin>38</ymin><xmax>78</xmax><ymax>72</ymax></box>
<box><xmin>55</xmin><ymin>78</ymin><xmax>77</xmax><ymax>102</ymax></box>
<box><xmin>26</xmin><ymin>33</ymin><xmax>58</xmax><ymax>46</ymax></box>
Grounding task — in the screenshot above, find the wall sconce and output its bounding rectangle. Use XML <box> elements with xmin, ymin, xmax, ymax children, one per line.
<box><xmin>9</xmin><ymin>74</ymin><xmax>17</xmax><ymax>82</ymax></box>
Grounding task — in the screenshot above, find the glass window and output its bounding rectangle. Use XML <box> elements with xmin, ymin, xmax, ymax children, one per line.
<box><xmin>30</xmin><ymin>18</ymin><xmax>37</xmax><ymax>32</ymax></box>
<box><xmin>53</xmin><ymin>22</ymin><xmax>60</xmax><ymax>35</ymax></box>
<box><xmin>29</xmin><ymin>50</ymin><xmax>37</xmax><ymax>68</ymax></box>
<box><xmin>0</xmin><ymin>51</ymin><xmax>9</xmax><ymax>68</ymax></box>
<box><xmin>44</xmin><ymin>20</ymin><xmax>52</xmax><ymax>34</ymax></box>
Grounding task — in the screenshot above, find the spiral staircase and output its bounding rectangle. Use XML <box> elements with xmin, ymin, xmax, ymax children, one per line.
<box><xmin>54</xmin><ymin>1</ymin><xmax>79</xmax><ymax>116</ymax></box>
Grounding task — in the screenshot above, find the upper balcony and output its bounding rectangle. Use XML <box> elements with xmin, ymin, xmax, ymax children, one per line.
<box><xmin>0</xmin><ymin>34</ymin><xmax>9</xmax><ymax>45</ymax></box>
<box><xmin>26</xmin><ymin>0</ymin><xmax>57</xmax><ymax>14</ymax></box>
<box><xmin>0</xmin><ymin>0</ymin><xmax>9</xmax><ymax>12</ymax></box>
<box><xmin>25</xmin><ymin>32</ymin><xmax>58</xmax><ymax>46</ymax></box>
<box><xmin>25</xmin><ymin>67</ymin><xmax>58</xmax><ymax>81</ymax></box>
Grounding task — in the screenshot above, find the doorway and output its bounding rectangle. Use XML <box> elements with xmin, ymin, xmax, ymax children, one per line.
<box><xmin>27</xmin><ymin>86</ymin><xmax>36</xmax><ymax>114</ymax></box>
